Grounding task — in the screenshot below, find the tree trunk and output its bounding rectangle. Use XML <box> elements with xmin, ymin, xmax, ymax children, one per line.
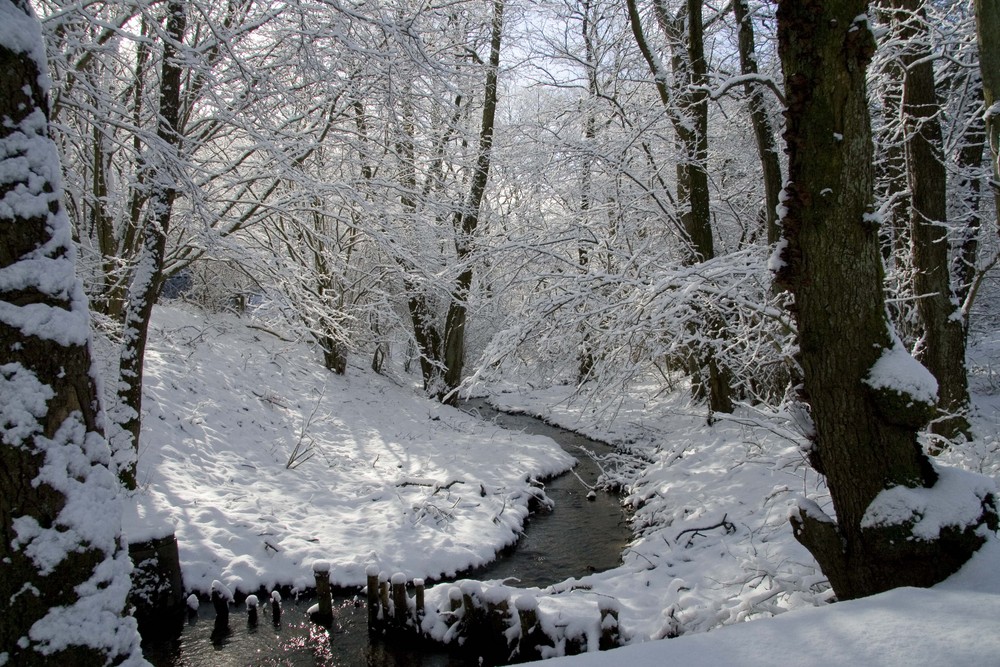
<box><xmin>952</xmin><ymin>86</ymin><xmax>985</xmax><ymax>329</ymax></box>
<box><xmin>889</xmin><ymin>0</ymin><xmax>970</xmax><ymax>442</ymax></box>
<box><xmin>577</xmin><ymin>0</ymin><xmax>598</xmax><ymax>384</ymax></box>
<box><xmin>775</xmin><ymin>0</ymin><xmax>995</xmax><ymax>600</ymax></box>
<box><xmin>0</xmin><ymin>3</ymin><xmax>143</xmax><ymax>661</ymax></box>
<box><xmin>116</xmin><ymin>2</ymin><xmax>186</xmax><ymax>489</ymax></box>
<box><xmin>734</xmin><ymin>0</ymin><xmax>783</xmax><ymax>246</ymax></box>
<box><xmin>974</xmin><ymin>0</ymin><xmax>1000</xmax><ymax>228</ymax></box>
<box><xmin>440</xmin><ymin>0</ymin><xmax>504</xmax><ymax>404</ymax></box>
<box><xmin>632</xmin><ymin>0</ymin><xmax>733</xmax><ymax>415</ymax></box>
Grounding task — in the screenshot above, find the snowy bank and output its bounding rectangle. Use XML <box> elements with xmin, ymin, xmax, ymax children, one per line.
<box><xmin>122</xmin><ymin>306</ymin><xmax>573</xmax><ymax>594</ymax></box>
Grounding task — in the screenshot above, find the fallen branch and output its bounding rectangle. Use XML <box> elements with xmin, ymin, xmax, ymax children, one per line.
<box><xmin>675</xmin><ymin>513</ymin><xmax>736</xmax><ymax>547</ymax></box>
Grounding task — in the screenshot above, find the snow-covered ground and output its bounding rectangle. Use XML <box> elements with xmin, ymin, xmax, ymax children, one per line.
<box><xmin>486</xmin><ymin>380</ymin><xmax>1000</xmax><ymax>666</ymax></box>
<box><xmin>123</xmin><ymin>305</ymin><xmax>573</xmax><ymax>594</ymax></box>
<box><xmin>124</xmin><ymin>304</ymin><xmax>1000</xmax><ymax>665</ymax></box>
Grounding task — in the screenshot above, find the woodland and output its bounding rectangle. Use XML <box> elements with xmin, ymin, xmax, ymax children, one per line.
<box><xmin>1</xmin><ymin>0</ymin><xmax>1000</xmax><ymax>664</ymax></box>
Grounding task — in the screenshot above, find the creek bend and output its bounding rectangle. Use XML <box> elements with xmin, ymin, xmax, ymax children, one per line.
<box><xmin>141</xmin><ymin>400</ymin><xmax>631</xmax><ymax>666</ymax></box>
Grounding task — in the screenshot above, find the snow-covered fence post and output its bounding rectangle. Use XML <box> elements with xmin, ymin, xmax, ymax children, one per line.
<box><xmin>515</xmin><ymin>595</ymin><xmax>542</xmax><ymax>661</ymax></box>
<box><xmin>391</xmin><ymin>573</ymin><xmax>408</xmax><ymax>627</ymax></box>
<box><xmin>483</xmin><ymin>587</ymin><xmax>510</xmax><ymax>638</ymax></box>
<box><xmin>271</xmin><ymin>590</ymin><xmax>282</xmax><ymax>626</ymax></box>
<box><xmin>598</xmin><ymin>597</ymin><xmax>620</xmax><ymax>650</ymax></box>
<box><xmin>461</xmin><ymin>581</ymin><xmax>482</xmax><ymax>620</ymax></box>
<box><xmin>312</xmin><ymin>560</ymin><xmax>333</xmax><ymax>625</ymax></box>
<box><xmin>448</xmin><ymin>585</ymin><xmax>464</xmax><ymax>625</ymax></box>
<box><xmin>414</xmin><ymin>578</ymin><xmax>425</xmax><ymax>622</ymax></box>
<box><xmin>246</xmin><ymin>594</ymin><xmax>259</xmax><ymax>628</ymax></box>
<box><xmin>379</xmin><ymin>572</ymin><xmax>390</xmax><ymax>621</ymax></box>
<box><xmin>366</xmin><ymin>565</ymin><xmax>380</xmax><ymax>629</ymax></box>
<box><xmin>211</xmin><ymin>580</ymin><xmax>233</xmax><ymax>630</ymax></box>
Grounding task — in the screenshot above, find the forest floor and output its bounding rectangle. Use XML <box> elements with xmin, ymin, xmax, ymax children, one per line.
<box><xmin>123</xmin><ymin>303</ymin><xmax>1000</xmax><ymax>665</ymax></box>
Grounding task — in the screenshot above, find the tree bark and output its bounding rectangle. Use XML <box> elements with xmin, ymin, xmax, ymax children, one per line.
<box><xmin>888</xmin><ymin>0</ymin><xmax>970</xmax><ymax>442</ymax></box>
<box><xmin>0</xmin><ymin>2</ymin><xmax>142</xmax><ymax>661</ymax></box>
<box><xmin>775</xmin><ymin>0</ymin><xmax>995</xmax><ymax>600</ymax></box>
<box><xmin>116</xmin><ymin>2</ymin><xmax>187</xmax><ymax>489</ymax></box>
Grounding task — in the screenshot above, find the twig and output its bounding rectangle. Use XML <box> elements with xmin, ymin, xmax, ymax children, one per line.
<box><xmin>675</xmin><ymin>514</ymin><xmax>736</xmax><ymax>547</ymax></box>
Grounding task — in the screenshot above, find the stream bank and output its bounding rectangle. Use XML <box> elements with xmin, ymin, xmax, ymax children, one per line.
<box><xmin>140</xmin><ymin>400</ymin><xmax>632</xmax><ymax>665</ymax></box>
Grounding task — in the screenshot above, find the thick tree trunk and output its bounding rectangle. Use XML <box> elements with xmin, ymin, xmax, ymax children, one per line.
<box><xmin>889</xmin><ymin>0</ymin><xmax>970</xmax><ymax>442</ymax></box>
<box><xmin>116</xmin><ymin>2</ymin><xmax>186</xmax><ymax>489</ymax></box>
<box><xmin>775</xmin><ymin>0</ymin><xmax>995</xmax><ymax>600</ymax></box>
<box><xmin>0</xmin><ymin>3</ymin><xmax>142</xmax><ymax>662</ymax></box>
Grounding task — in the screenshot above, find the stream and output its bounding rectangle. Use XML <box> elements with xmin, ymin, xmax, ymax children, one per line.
<box><xmin>141</xmin><ymin>400</ymin><xmax>631</xmax><ymax>666</ymax></box>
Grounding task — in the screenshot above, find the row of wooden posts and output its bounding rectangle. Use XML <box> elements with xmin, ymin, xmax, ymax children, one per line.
<box><xmin>311</xmin><ymin>561</ymin><xmax>622</xmax><ymax>661</ymax></box>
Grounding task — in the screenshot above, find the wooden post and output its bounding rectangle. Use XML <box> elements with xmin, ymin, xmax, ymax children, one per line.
<box><xmin>515</xmin><ymin>595</ymin><xmax>541</xmax><ymax>660</ymax></box>
<box><xmin>598</xmin><ymin>597</ymin><xmax>620</xmax><ymax>650</ymax></box>
<box><xmin>413</xmin><ymin>578</ymin><xmax>425</xmax><ymax>623</ymax></box>
<box><xmin>210</xmin><ymin>580</ymin><xmax>232</xmax><ymax>640</ymax></box>
<box><xmin>246</xmin><ymin>594</ymin><xmax>259</xmax><ymax>628</ymax></box>
<box><xmin>448</xmin><ymin>586</ymin><xmax>463</xmax><ymax>616</ymax></box>
<box><xmin>271</xmin><ymin>590</ymin><xmax>282</xmax><ymax>626</ymax></box>
<box><xmin>391</xmin><ymin>572</ymin><xmax>408</xmax><ymax>627</ymax></box>
<box><xmin>313</xmin><ymin>560</ymin><xmax>333</xmax><ymax>626</ymax></box>
<box><xmin>485</xmin><ymin>588</ymin><xmax>510</xmax><ymax>639</ymax></box>
<box><xmin>366</xmin><ymin>565</ymin><xmax>380</xmax><ymax>629</ymax></box>
<box><xmin>379</xmin><ymin>572</ymin><xmax>390</xmax><ymax>623</ymax></box>
<box><xmin>211</xmin><ymin>580</ymin><xmax>230</xmax><ymax>626</ymax></box>
<box><xmin>460</xmin><ymin>581</ymin><xmax>481</xmax><ymax>616</ymax></box>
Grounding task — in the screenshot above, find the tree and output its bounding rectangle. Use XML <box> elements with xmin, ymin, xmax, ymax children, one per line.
<box><xmin>975</xmin><ymin>0</ymin><xmax>1000</xmax><ymax>204</ymax></box>
<box><xmin>439</xmin><ymin>0</ymin><xmax>505</xmax><ymax>403</ymax></box>
<box><xmin>115</xmin><ymin>0</ymin><xmax>187</xmax><ymax>489</ymax></box>
<box><xmin>884</xmin><ymin>0</ymin><xmax>971</xmax><ymax>442</ymax></box>
<box><xmin>775</xmin><ymin>0</ymin><xmax>996</xmax><ymax>600</ymax></box>
<box><xmin>733</xmin><ymin>0</ymin><xmax>783</xmax><ymax>246</ymax></box>
<box><xmin>626</xmin><ymin>0</ymin><xmax>734</xmax><ymax>415</ymax></box>
<box><xmin>0</xmin><ymin>1</ymin><xmax>145</xmax><ymax>662</ymax></box>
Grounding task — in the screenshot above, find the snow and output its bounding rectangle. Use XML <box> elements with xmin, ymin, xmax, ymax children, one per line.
<box><xmin>480</xmin><ymin>372</ymin><xmax>1000</xmax><ymax>666</ymax></box>
<box><xmin>111</xmin><ymin>304</ymin><xmax>1000</xmax><ymax>665</ymax></box>
<box><xmin>128</xmin><ymin>305</ymin><xmax>573</xmax><ymax>594</ymax></box>
<box><xmin>865</xmin><ymin>339</ymin><xmax>939</xmax><ymax>406</ymax></box>
<box><xmin>532</xmin><ymin>583</ymin><xmax>1000</xmax><ymax>667</ymax></box>
<box><xmin>862</xmin><ymin>465</ymin><xmax>996</xmax><ymax>540</ymax></box>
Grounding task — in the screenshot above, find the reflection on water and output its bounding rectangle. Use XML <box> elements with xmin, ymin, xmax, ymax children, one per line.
<box><xmin>141</xmin><ymin>400</ymin><xmax>631</xmax><ymax>666</ymax></box>
<box><xmin>143</xmin><ymin>598</ymin><xmax>462</xmax><ymax>666</ymax></box>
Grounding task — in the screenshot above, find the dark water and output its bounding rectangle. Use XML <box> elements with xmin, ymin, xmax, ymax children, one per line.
<box><xmin>141</xmin><ymin>400</ymin><xmax>631</xmax><ymax>666</ymax></box>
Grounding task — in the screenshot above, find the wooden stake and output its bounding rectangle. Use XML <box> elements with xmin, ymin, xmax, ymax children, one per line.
<box><xmin>413</xmin><ymin>578</ymin><xmax>425</xmax><ymax>622</ymax></box>
<box><xmin>391</xmin><ymin>572</ymin><xmax>408</xmax><ymax>627</ymax></box>
<box><xmin>366</xmin><ymin>565</ymin><xmax>380</xmax><ymax>629</ymax></box>
<box><xmin>312</xmin><ymin>560</ymin><xmax>333</xmax><ymax>625</ymax></box>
